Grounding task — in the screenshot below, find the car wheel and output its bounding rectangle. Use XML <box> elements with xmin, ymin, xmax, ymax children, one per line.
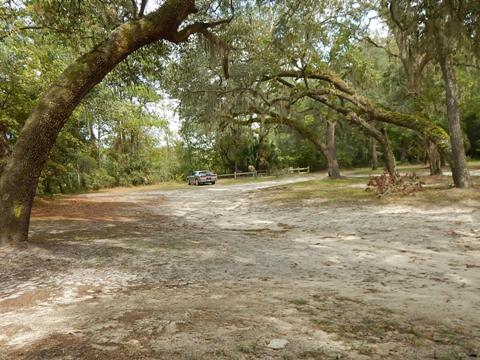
<box><xmin>211</xmin><ymin>181</ymin><xmax>215</xmax><ymax>185</ymax></box>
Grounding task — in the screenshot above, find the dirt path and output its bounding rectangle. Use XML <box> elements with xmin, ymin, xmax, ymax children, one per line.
<box><xmin>1</xmin><ymin>174</ymin><xmax>479</xmax><ymax>359</ymax></box>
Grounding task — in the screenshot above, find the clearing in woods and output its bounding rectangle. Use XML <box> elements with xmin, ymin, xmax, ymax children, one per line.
<box><xmin>0</xmin><ymin>171</ymin><xmax>479</xmax><ymax>359</ymax></box>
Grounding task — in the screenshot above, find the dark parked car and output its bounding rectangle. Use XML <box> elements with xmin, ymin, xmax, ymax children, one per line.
<box><xmin>187</xmin><ymin>170</ymin><xmax>217</xmax><ymax>185</ymax></box>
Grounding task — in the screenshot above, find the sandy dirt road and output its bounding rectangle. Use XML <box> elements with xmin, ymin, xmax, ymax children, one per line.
<box><xmin>0</xmin><ymin>175</ymin><xmax>479</xmax><ymax>359</ymax></box>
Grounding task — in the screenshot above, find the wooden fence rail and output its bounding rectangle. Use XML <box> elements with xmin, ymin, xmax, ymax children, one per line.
<box><xmin>217</xmin><ymin>166</ymin><xmax>309</xmax><ymax>179</ymax></box>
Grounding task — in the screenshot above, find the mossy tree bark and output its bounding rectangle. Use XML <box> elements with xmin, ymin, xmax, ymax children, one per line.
<box><xmin>271</xmin><ymin>70</ymin><xmax>452</xmax><ymax>159</ymax></box>
<box><xmin>426</xmin><ymin>140</ymin><xmax>443</xmax><ymax>175</ymax></box>
<box><xmin>438</xmin><ymin>54</ymin><xmax>470</xmax><ymax>187</ymax></box>
<box><xmin>0</xmin><ymin>0</ymin><xmax>214</xmax><ymax>245</ymax></box>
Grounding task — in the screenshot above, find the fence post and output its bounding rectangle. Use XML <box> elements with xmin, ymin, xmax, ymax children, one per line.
<box><xmin>234</xmin><ymin>171</ymin><xmax>237</xmax><ymax>179</ymax></box>
<box><xmin>307</xmin><ymin>166</ymin><xmax>310</xmax><ymax>173</ymax></box>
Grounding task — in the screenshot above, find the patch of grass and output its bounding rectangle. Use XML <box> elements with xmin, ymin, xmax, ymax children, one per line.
<box><xmin>467</xmin><ymin>160</ymin><xmax>480</xmax><ymax>170</ymax></box>
<box><xmin>259</xmin><ymin>173</ymin><xmax>480</xmax><ymax>207</ymax></box>
<box><xmin>434</xmin><ymin>349</ymin><xmax>473</xmax><ymax>360</ymax></box>
<box><xmin>311</xmin><ymin>318</ymin><xmax>335</xmax><ymax>328</ymax></box>
<box><xmin>185</xmin><ymin>353</ymin><xmax>203</xmax><ymax>360</ymax></box>
<box><xmin>356</xmin><ymin>347</ymin><xmax>375</xmax><ymax>356</ymax></box>
<box><xmin>260</xmin><ymin>177</ymin><xmax>373</xmax><ymax>204</ymax></box>
<box><xmin>348</xmin><ymin>160</ymin><xmax>480</xmax><ymax>177</ymax></box>
<box><xmin>306</xmin><ymin>295</ymin><xmax>474</xmax><ymax>359</ymax></box>
<box><xmin>346</xmin><ymin>163</ymin><xmax>429</xmax><ymax>176</ymax></box>
<box><xmin>392</xmin><ymin>175</ymin><xmax>480</xmax><ymax>206</ymax></box>
<box><xmin>290</xmin><ymin>298</ymin><xmax>309</xmax><ymax>306</ymax></box>
<box><xmin>237</xmin><ymin>341</ymin><xmax>262</xmax><ymax>355</ymax></box>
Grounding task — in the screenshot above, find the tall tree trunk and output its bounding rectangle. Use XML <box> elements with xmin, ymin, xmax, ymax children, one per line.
<box><xmin>255</xmin><ymin>125</ymin><xmax>269</xmax><ymax>171</ymax></box>
<box><xmin>426</xmin><ymin>139</ymin><xmax>442</xmax><ymax>175</ymax></box>
<box><xmin>379</xmin><ymin>128</ymin><xmax>396</xmax><ymax>178</ymax></box>
<box><xmin>0</xmin><ymin>0</ymin><xmax>199</xmax><ymax>245</ymax></box>
<box><xmin>325</xmin><ymin>120</ymin><xmax>341</xmax><ymax>178</ymax></box>
<box><xmin>438</xmin><ymin>55</ymin><xmax>470</xmax><ymax>188</ymax></box>
<box><xmin>95</xmin><ymin>118</ymin><xmax>102</xmax><ymax>165</ymax></box>
<box><xmin>85</xmin><ymin>109</ymin><xmax>97</xmax><ymax>144</ymax></box>
<box><xmin>371</xmin><ymin>139</ymin><xmax>378</xmax><ymax>170</ymax></box>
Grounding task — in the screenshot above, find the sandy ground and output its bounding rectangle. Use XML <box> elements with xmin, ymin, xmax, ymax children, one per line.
<box><xmin>0</xmin><ymin>174</ymin><xmax>479</xmax><ymax>359</ymax></box>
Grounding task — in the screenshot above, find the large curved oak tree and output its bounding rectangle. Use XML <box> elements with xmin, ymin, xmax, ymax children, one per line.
<box><xmin>0</xmin><ymin>0</ymin><xmax>227</xmax><ymax>245</ymax></box>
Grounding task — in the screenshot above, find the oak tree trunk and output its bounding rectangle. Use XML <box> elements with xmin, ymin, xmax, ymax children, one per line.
<box><xmin>426</xmin><ymin>139</ymin><xmax>442</xmax><ymax>175</ymax></box>
<box><xmin>379</xmin><ymin>128</ymin><xmax>396</xmax><ymax>177</ymax></box>
<box><xmin>438</xmin><ymin>55</ymin><xmax>470</xmax><ymax>188</ymax></box>
<box><xmin>381</xmin><ymin>142</ymin><xmax>396</xmax><ymax>178</ymax></box>
<box><xmin>0</xmin><ymin>0</ymin><xmax>197</xmax><ymax>245</ymax></box>
<box><xmin>371</xmin><ymin>139</ymin><xmax>378</xmax><ymax>170</ymax></box>
<box><xmin>325</xmin><ymin>120</ymin><xmax>341</xmax><ymax>178</ymax></box>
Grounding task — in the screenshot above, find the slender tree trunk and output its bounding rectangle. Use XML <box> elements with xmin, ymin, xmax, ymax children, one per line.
<box><xmin>58</xmin><ymin>180</ymin><xmax>65</xmax><ymax>194</ymax></box>
<box><xmin>438</xmin><ymin>55</ymin><xmax>470</xmax><ymax>188</ymax></box>
<box><xmin>380</xmin><ymin>140</ymin><xmax>396</xmax><ymax>178</ymax></box>
<box><xmin>325</xmin><ymin>120</ymin><xmax>341</xmax><ymax>178</ymax></box>
<box><xmin>371</xmin><ymin>139</ymin><xmax>378</xmax><ymax>170</ymax></box>
<box><xmin>0</xmin><ymin>0</ymin><xmax>198</xmax><ymax>245</ymax></box>
<box><xmin>426</xmin><ymin>139</ymin><xmax>442</xmax><ymax>175</ymax></box>
<box><xmin>378</xmin><ymin>128</ymin><xmax>396</xmax><ymax>177</ymax></box>
<box><xmin>95</xmin><ymin>118</ymin><xmax>102</xmax><ymax>165</ymax></box>
<box><xmin>255</xmin><ymin>125</ymin><xmax>268</xmax><ymax>171</ymax></box>
<box><xmin>44</xmin><ymin>178</ymin><xmax>52</xmax><ymax>195</ymax></box>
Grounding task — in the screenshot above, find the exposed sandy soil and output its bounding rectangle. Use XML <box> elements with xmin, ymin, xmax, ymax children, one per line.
<box><xmin>0</xmin><ymin>174</ymin><xmax>479</xmax><ymax>359</ymax></box>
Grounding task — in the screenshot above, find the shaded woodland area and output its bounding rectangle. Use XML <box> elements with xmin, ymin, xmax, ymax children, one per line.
<box><xmin>0</xmin><ymin>1</ymin><xmax>480</xmax><ymax>359</ymax></box>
